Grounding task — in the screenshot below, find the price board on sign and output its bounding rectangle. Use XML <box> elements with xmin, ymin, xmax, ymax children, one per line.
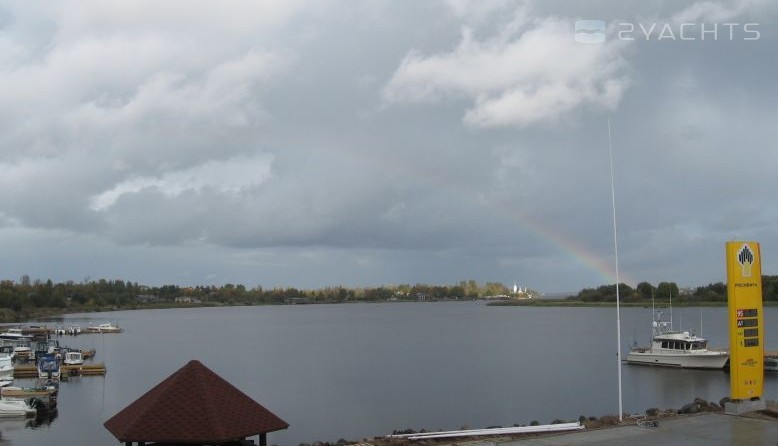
<box><xmin>726</xmin><ymin>241</ymin><xmax>764</xmax><ymax>400</ymax></box>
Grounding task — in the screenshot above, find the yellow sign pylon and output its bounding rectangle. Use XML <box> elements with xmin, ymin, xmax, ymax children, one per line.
<box><xmin>726</xmin><ymin>241</ymin><xmax>764</xmax><ymax>400</ymax></box>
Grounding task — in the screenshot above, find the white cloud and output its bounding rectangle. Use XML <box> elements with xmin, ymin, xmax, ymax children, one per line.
<box><xmin>63</xmin><ymin>49</ymin><xmax>284</xmax><ymax>139</ymax></box>
<box><xmin>0</xmin><ymin>1</ymin><xmax>294</xmax><ymax>235</ymax></box>
<box><xmin>383</xmin><ymin>17</ymin><xmax>631</xmax><ymax>127</ymax></box>
<box><xmin>0</xmin><ymin>1</ymin><xmax>297</xmax><ymax>164</ymax></box>
<box><xmin>671</xmin><ymin>0</ymin><xmax>774</xmax><ymax>23</ymax></box>
<box><xmin>445</xmin><ymin>0</ymin><xmax>516</xmax><ymax>23</ymax></box>
<box><xmin>90</xmin><ymin>154</ymin><xmax>274</xmax><ymax>211</ymax></box>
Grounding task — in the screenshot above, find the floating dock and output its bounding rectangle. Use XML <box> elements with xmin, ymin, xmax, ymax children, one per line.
<box><xmin>13</xmin><ymin>363</ymin><xmax>107</xmax><ymax>378</ymax></box>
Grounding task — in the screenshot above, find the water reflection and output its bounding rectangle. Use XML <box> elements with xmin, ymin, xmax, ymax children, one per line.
<box><xmin>0</xmin><ymin>417</ymin><xmax>34</xmax><ymax>433</ymax></box>
<box><xmin>624</xmin><ymin>365</ymin><xmax>730</xmax><ymax>411</ymax></box>
<box><xmin>30</xmin><ymin>406</ymin><xmax>59</xmax><ymax>428</ymax></box>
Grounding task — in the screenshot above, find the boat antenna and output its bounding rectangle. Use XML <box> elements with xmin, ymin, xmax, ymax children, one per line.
<box><xmin>608</xmin><ymin>117</ymin><xmax>623</xmax><ymax>422</ymax></box>
<box><xmin>700</xmin><ymin>307</ymin><xmax>703</xmax><ymax>336</ymax></box>
<box><xmin>669</xmin><ymin>289</ymin><xmax>673</xmax><ymax>331</ymax></box>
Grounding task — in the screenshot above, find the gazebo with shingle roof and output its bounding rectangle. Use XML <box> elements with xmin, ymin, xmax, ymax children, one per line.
<box><xmin>104</xmin><ymin>359</ymin><xmax>289</xmax><ymax>446</ymax></box>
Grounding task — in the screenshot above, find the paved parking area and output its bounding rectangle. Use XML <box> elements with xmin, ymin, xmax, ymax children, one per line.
<box><xmin>497</xmin><ymin>413</ymin><xmax>778</xmax><ymax>446</ymax></box>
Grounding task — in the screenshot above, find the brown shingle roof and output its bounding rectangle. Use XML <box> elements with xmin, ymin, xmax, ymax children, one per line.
<box><xmin>104</xmin><ymin>359</ymin><xmax>289</xmax><ymax>443</ymax></box>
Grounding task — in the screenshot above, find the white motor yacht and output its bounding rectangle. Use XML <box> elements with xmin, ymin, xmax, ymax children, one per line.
<box><xmin>626</xmin><ymin>309</ymin><xmax>729</xmax><ymax>369</ymax></box>
<box><xmin>0</xmin><ymin>329</ymin><xmax>32</xmax><ymax>342</ymax></box>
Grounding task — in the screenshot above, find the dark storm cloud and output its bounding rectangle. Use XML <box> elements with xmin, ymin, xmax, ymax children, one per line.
<box><xmin>1</xmin><ymin>0</ymin><xmax>776</xmax><ymax>292</ymax></box>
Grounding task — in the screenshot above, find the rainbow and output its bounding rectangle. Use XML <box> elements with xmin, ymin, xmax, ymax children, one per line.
<box><xmin>349</xmin><ymin>144</ymin><xmax>635</xmax><ymax>288</ymax></box>
<box><xmin>519</xmin><ymin>213</ymin><xmax>637</xmax><ymax>287</ymax></box>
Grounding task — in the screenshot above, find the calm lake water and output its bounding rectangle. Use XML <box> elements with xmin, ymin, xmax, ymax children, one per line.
<box><xmin>2</xmin><ymin>302</ymin><xmax>777</xmax><ymax>445</ymax></box>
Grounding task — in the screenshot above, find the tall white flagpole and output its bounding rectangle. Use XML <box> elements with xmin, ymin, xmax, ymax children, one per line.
<box><xmin>608</xmin><ymin>117</ymin><xmax>623</xmax><ymax>422</ymax></box>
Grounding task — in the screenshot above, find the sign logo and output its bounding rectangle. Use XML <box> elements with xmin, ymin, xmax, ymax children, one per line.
<box><xmin>738</xmin><ymin>244</ymin><xmax>755</xmax><ymax>277</ymax></box>
<box><xmin>741</xmin><ymin>358</ymin><xmax>758</xmax><ymax>367</ymax></box>
<box><xmin>574</xmin><ymin>20</ymin><xmax>606</xmax><ymax>43</ymax></box>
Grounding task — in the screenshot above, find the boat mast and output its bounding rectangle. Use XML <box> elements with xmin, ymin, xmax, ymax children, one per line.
<box><xmin>651</xmin><ymin>289</ymin><xmax>656</xmax><ymax>337</ymax></box>
<box><xmin>608</xmin><ymin>117</ymin><xmax>623</xmax><ymax>422</ymax></box>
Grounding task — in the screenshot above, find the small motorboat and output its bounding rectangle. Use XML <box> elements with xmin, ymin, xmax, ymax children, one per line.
<box><xmin>0</xmin><ymin>399</ymin><xmax>36</xmax><ymax>418</ymax></box>
<box><xmin>12</xmin><ymin>345</ymin><xmax>31</xmax><ymax>362</ymax></box>
<box><xmin>86</xmin><ymin>323</ymin><xmax>122</xmax><ymax>333</ymax></box>
<box><xmin>0</xmin><ymin>328</ymin><xmax>33</xmax><ymax>341</ymax></box>
<box><xmin>63</xmin><ymin>351</ymin><xmax>84</xmax><ymax>366</ymax></box>
<box><xmin>0</xmin><ymin>355</ymin><xmax>13</xmax><ymax>382</ymax></box>
<box><xmin>37</xmin><ymin>354</ymin><xmax>61</xmax><ymax>380</ymax></box>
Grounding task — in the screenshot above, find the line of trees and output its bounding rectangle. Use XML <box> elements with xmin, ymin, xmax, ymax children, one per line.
<box><xmin>571</xmin><ymin>276</ymin><xmax>778</xmax><ymax>303</ymax></box>
<box><xmin>0</xmin><ymin>276</ymin><xmax>518</xmax><ymax>317</ymax></box>
<box><xmin>3</xmin><ymin>275</ymin><xmax>778</xmax><ymax>321</ymax></box>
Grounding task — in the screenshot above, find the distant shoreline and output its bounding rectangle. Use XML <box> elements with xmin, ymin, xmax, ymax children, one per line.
<box><xmin>486</xmin><ymin>299</ymin><xmax>778</xmax><ymax>307</ymax></box>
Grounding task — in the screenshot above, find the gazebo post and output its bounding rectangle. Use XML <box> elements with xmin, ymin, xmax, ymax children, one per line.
<box><xmin>260</xmin><ymin>432</ymin><xmax>268</xmax><ymax>446</ymax></box>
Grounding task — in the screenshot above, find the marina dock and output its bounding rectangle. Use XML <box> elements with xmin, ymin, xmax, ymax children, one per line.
<box><xmin>13</xmin><ymin>363</ymin><xmax>107</xmax><ymax>378</ymax></box>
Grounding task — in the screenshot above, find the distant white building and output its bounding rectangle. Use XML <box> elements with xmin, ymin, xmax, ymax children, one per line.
<box><xmin>512</xmin><ymin>283</ymin><xmax>532</xmax><ymax>299</ymax></box>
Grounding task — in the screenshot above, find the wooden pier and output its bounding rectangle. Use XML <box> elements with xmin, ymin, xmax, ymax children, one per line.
<box><xmin>13</xmin><ymin>363</ymin><xmax>107</xmax><ymax>378</ymax></box>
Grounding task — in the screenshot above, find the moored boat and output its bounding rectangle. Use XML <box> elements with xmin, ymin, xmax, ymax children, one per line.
<box><xmin>86</xmin><ymin>323</ymin><xmax>122</xmax><ymax>333</ymax></box>
<box><xmin>37</xmin><ymin>353</ymin><xmax>61</xmax><ymax>380</ymax></box>
<box><xmin>0</xmin><ymin>355</ymin><xmax>13</xmax><ymax>382</ymax></box>
<box><xmin>0</xmin><ymin>329</ymin><xmax>33</xmax><ymax>342</ymax></box>
<box><xmin>765</xmin><ymin>357</ymin><xmax>778</xmax><ymax>372</ymax></box>
<box><xmin>0</xmin><ymin>399</ymin><xmax>36</xmax><ymax>418</ymax></box>
<box><xmin>626</xmin><ymin>309</ymin><xmax>729</xmax><ymax>369</ymax></box>
<box><xmin>63</xmin><ymin>351</ymin><xmax>84</xmax><ymax>366</ymax></box>
<box><xmin>10</xmin><ymin>343</ymin><xmax>32</xmax><ymax>362</ymax></box>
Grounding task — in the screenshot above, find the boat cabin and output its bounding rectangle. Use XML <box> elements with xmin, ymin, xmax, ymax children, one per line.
<box><xmin>654</xmin><ymin>332</ymin><xmax>708</xmax><ymax>351</ymax></box>
<box><xmin>658</xmin><ymin>338</ymin><xmax>708</xmax><ymax>350</ymax></box>
<box><xmin>64</xmin><ymin>351</ymin><xmax>84</xmax><ymax>365</ymax></box>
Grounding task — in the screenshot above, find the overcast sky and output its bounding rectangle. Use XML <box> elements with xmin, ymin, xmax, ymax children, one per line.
<box><xmin>0</xmin><ymin>0</ymin><xmax>776</xmax><ymax>293</ymax></box>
